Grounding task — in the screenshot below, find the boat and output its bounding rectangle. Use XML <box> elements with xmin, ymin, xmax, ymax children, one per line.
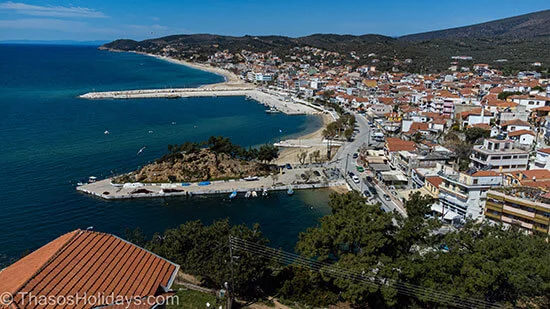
<box><xmin>287</xmin><ymin>187</ymin><xmax>294</xmax><ymax>195</ymax></box>
<box><xmin>262</xmin><ymin>188</ymin><xmax>268</xmax><ymax>196</ymax></box>
<box><xmin>229</xmin><ymin>191</ymin><xmax>237</xmax><ymax>199</ymax></box>
<box><xmin>76</xmin><ymin>182</ymin><xmax>84</xmax><ymax>186</ymax></box>
<box><xmin>244</xmin><ymin>191</ymin><xmax>252</xmax><ymax>198</ymax></box>
<box><xmin>137</xmin><ymin>146</ymin><xmax>147</xmax><ymax>156</ymax></box>
<box><xmin>251</xmin><ymin>191</ymin><xmax>258</xmax><ymax>198</ymax></box>
<box><xmin>243</xmin><ymin>176</ymin><xmax>259</xmax><ymax>181</ymax></box>
<box><xmin>265</xmin><ymin>107</ymin><xmax>280</xmax><ymax>114</ymax></box>
<box><xmin>104</xmin><ymin>130</ymin><xmax>110</xmax><ymax>135</ymax></box>
<box><xmin>88</xmin><ymin>176</ymin><xmax>97</xmax><ymax>183</ymax></box>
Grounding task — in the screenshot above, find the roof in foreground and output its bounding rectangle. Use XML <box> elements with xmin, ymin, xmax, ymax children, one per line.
<box><xmin>0</xmin><ymin>229</ymin><xmax>179</xmax><ymax>309</ymax></box>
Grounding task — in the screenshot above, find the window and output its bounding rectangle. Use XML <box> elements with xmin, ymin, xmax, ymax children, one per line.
<box><xmin>502</xmin><ymin>156</ymin><xmax>511</xmax><ymax>160</ymax></box>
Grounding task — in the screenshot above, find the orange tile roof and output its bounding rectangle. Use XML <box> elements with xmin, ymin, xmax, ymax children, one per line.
<box><xmin>538</xmin><ymin>148</ymin><xmax>550</xmax><ymax>154</ymax></box>
<box><xmin>425</xmin><ymin>176</ymin><xmax>443</xmax><ymax>188</ymax></box>
<box><xmin>472</xmin><ymin>171</ymin><xmax>501</xmax><ymax>177</ymax></box>
<box><xmin>0</xmin><ymin>230</ymin><xmax>179</xmax><ymax>309</ymax></box>
<box><xmin>507</xmin><ymin>129</ymin><xmax>534</xmax><ymax>137</ymax></box>
<box><xmin>517</xmin><ymin>169</ymin><xmax>550</xmax><ymax>181</ymax></box>
<box><xmin>385</xmin><ymin>138</ymin><xmax>417</xmax><ymax>152</ymax></box>
<box><xmin>501</xmin><ymin>119</ymin><xmax>531</xmax><ymax>127</ymax></box>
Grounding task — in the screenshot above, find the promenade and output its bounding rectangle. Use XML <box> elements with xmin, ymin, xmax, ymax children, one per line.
<box><xmin>77</xmin><ymin>166</ymin><xmax>346</xmax><ymax>200</ymax></box>
<box><xmin>79</xmin><ymin>88</ymin><xmax>320</xmax><ymax>115</ymax></box>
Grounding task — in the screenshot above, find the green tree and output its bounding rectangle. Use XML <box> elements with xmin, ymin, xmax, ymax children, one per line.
<box><xmin>464</xmin><ymin>127</ymin><xmax>490</xmax><ymax>144</ymax></box>
<box><xmin>258</xmin><ymin>144</ymin><xmax>279</xmax><ymax>163</ymax></box>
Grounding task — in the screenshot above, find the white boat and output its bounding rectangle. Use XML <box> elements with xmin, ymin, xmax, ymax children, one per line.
<box><xmin>88</xmin><ymin>176</ymin><xmax>97</xmax><ymax>183</ymax></box>
<box><xmin>243</xmin><ymin>176</ymin><xmax>259</xmax><ymax>181</ymax></box>
<box><xmin>287</xmin><ymin>187</ymin><xmax>294</xmax><ymax>195</ymax></box>
<box><xmin>265</xmin><ymin>107</ymin><xmax>280</xmax><ymax>114</ymax></box>
<box><xmin>244</xmin><ymin>191</ymin><xmax>252</xmax><ymax>198</ymax></box>
<box><xmin>137</xmin><ymin>146</ymin><xmax>147</xmax><ymax>155</ymax></box>
<box><xmin>262</xmin><ymin>188</ymin><xmax>268</xmax><ymax>196</ymax></box>
<box><xmin>251</xmin><ymin>191</ymin><xmax>258</xmax><ymax>198</ymax></box>
<box><xmin>104</xmin><ymin>130</ymin><xmax>110</xmax><ymax>135</ymax></box>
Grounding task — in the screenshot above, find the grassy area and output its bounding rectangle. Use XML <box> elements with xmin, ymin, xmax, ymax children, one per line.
<box><xmin>167</xmin><ymin>287</ymin><xmax>223</xmax><ymax>309</ymax></box>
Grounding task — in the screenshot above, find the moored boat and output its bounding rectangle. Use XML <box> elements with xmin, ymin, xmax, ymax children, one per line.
<box><xmin>287</xmin><ymin>187</ymin><xmax>294</xmax><ymax>195</ymax></box>
<box><xmin>229</xmin><ymin>190</ymin><xmax>237</xmax><ymax>199</ymax></box>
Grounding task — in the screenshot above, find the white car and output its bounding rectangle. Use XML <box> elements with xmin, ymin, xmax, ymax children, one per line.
<box><xmin>352</xmin><ymin>175</ymin><xmax>360</xmax><ymax>184</ymax></box>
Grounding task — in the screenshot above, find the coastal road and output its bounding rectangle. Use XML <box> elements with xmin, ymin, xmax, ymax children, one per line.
<box><xmin>331</xmin><ymin>112</ymin><xmax>405</xmax><ymax>216</ymax></box>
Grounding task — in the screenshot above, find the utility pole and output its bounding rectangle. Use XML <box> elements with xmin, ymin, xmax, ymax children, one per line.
<box><xmin>227</xmin><ymin>236</ymin><xmax>236</xmax><ymax>309</ymax></box>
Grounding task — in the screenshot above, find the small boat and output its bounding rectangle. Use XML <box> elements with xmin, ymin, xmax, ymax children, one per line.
<box><xmin>251</xmin><ymin>191</ymin><xmax>258</xmax><ymax>198</ymax></box>
<box><xmin>243</xmin><ymin>176</ymin><xmax>259</xmax><ymax>181</ymax></box>
<box><xmin>244</xmin><ymin>191</ymin><xmax>252</xmax><ymax>198</ymax></box>
<box><xmin>104</xmin><ymin>130</ymin><xmax>110</xmax><ymax>135</ymax></box>
<box><xmin>262</xmin><ymin>188</ymin><xmax>268</xmax><ymax>196</ymax></box>
<box><xmin>148</xmin><ymin>130</ymin><xmax>154</xmax><ymax>134</ymax></box>
<box><xmin>76</xmin><ymin>182</ymin><xmax>84</xmax><ymax>186</ymax></box>
<box><xmin>229</xmin><ymin>191</ymin><xmax>237</xmax><ymax>199</ymax></box>
<box><xmin>287</xmin><ymin>187</ymin><xmax>294</xmax><ymax>196</ymax></box>
<box><xmin>265</xmin><ymin>107</ymin><xmax>280</xmax><ymax>114</ymax></box>
<box><xmin>137</xmin><ymin>146</ymin><xmax>147</xmax><ymax>156</ymax></box>
<box><xmin>88</xmin><ymin>176</ymin><xmax>97</xmax><ymax>183</ymax></box>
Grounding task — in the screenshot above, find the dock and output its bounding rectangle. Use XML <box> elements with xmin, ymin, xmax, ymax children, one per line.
<box><xmin>77</xmin><ymin>166</ymin><xmax>346</xmax><ymax>200</ymax></box>
<box><xmin>79</xmin><ymin>88</ymin><xmax>320</xmax><ymax>115</ymax></box>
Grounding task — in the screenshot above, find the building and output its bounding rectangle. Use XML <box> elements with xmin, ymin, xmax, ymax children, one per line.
<box><xmin>534</xmin><ymin>148</ymin><xmax>550</xmax><ymax>169</ymax></box>
<box><xmin>486</xmin><ymin>187</ymin><xmax>550</xmax><ymax>234</ymax></box>
<box><xmin>0</xmin><ymin>229</ymin><xmax>179</xmax><ymax>309</ymax></box>
<box><xmin>437</xmin><ymin>167</ymin><xmax>502</xmax><ymax>220</ymax></box>
<box><xmin>470</xmin><ymin>139</ymin><xmax>529</xmax><ymax>172</ymax></box>
<box><xmin>507</xmin><ymin>129</ymin><xmax>535</xmax><ymax>146</ymax></box>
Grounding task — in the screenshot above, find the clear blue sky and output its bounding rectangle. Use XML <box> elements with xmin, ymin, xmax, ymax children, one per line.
<box><xmin>0</xmin><ymin>0</ymin><xmax>548</xmax><ymax>41</ymax></box>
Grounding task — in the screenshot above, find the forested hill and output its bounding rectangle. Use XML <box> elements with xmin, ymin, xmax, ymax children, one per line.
<box><xmin>102</xmin><ymin>10</ymin><xmax>550</xmax><ymax>73</ymax></box>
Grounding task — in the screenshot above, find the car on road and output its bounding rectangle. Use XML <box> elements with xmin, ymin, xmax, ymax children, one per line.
<box><xmin>368</xmin><ymin>186</ymin><xmax>377</xmax><ymax>195</ymax></box>
<box><xmin>363</xmin><ymin>190</ymin><xmax>371</xmax><ymax>198</ymax></box>
<box><xmin>366</xmin><ymin>176</ymin><xmax>373</xmax><ymax>182</ymax></box>
<box><xmin>383</xmin><ymin>194</ymin><xmax>391</xmax><ymax>201</ymax></box>
<box><xmin>356</xmin><ymin>166</ymin><xmax>364</xmax><ymax>172</ymax></box>
<box><xmin>285</xmin><ymin>163</ymin><xmax>292</xmax><ymax>169</ymax></box>
<box><xmin>352</xmin><ymin>175</ymin><xmax>360</xmax><ymax>184</ymax></box>
<box><xmin>352</xmin><ymin>153</ymin><xmax>358</xmax><ymax>159</ymax></box>
<box><xmin>348</xmin><ymin>171</ymin><xmax>355</xmax><ymax>177</ymax></box>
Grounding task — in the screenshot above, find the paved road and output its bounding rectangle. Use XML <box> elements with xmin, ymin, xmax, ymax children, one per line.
<box><xmin>330</xmin><ymin>112</ymin><xmax>406</xmax><ymax>216</ymax></box>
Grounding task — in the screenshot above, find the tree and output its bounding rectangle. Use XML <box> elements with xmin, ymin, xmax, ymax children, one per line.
<box><xmin>464</xmin><ymin>127</ymin><xmax>490</xmax><ymax>144</ymax></box>
<box><xmin>258</xmin><ymin>144</ymin><xmax>279</xmax><ymax>163</ymax></box>
<box><xmin>312</xmin><ymin>149</ymin><xmax>321</xmax><ymax>163</ymax></box>
<box><xmin>297</xmin><ymin>151</ymin><xmax>307</xmax><ymax>164</ymax></box>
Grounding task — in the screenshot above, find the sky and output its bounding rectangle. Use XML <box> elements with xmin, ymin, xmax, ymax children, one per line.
<box><xmin>0</xmin><ymin>0</ymin><xmax>548</xmax><ymax>42</ymax></box>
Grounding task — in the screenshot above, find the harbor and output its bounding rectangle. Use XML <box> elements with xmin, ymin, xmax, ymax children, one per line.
<box><xmin>79</xmin><ymin>88</ymin><xmax>321</xmax><ymax>115</ymax></box>
<box><xmin>77</xmin><ymin>166</ymin><xmax>347</xmax><ymax>200</ymax></box>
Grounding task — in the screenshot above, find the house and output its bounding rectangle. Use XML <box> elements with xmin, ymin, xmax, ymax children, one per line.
<box><xmin>0</xmin><ymin>229</ymin><xmax>179</xmax><ymax>309</ymax></box>
<box><xmin>504</xmin><ymin>169</ymin><xmax>550</xmax><ymax>187</ymax></box>
<box><xmin>507</xmin><ymin>129</ymin><xmax>535</xmax><ymax>146</ymax></box>
<box><xmin>500</xmin><ymin>119</ymin><xmax>531</xmax><ymax>133</ymax></box>
<box><xmin>460</xmin><ymin>107</ymin><xmax>492</xmax><ymax>129</ymax></box>
<box><xmin>424</xmin><ymin>176</ymin><xmax>443</xmax><ymax>198</ymax></box>
<box><xmin>470</xmin><ymin>139</ymin><xmax>530</xmax><ymax>172</ymax></box>
<box><xmin>509</xmin><ymin>94</ymin><xmax>549</xmax><ymax>111</ymax></box>
<box><xmin>533</xmin><ymin>148</ymin><xmax>550</xmax><ymax>169</ymax></box>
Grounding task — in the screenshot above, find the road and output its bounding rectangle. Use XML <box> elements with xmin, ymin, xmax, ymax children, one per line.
<box><xmin>330</xmin><ymin>112</ymin><xmax>406</xmax><ymax>216</ymax></box>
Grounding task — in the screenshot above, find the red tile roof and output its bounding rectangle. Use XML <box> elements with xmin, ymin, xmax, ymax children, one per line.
<box><xmin>507</xmin><ymin>129</ymin><xmax>534</xmax><ymax>137</ymax></box>
<box><xmin>425</xmin><ymin>176</ymin><xmax>443</xmax><ymax>188</ymax></box>
<box><xmin>385</xmin><ymin>138</ymin><xmax>417</xmax><ymax>152</ymax></box>
<box><xmin>472</xmin><ymin>171</ymin><xmax>501</xmax><ymax>177</ymax></box>
<box><xmin>501</xmin><ymin>119</ymin><xmax>531</xmax><ymax>127</ymax></box>
<box><xmin>0</xmin><ymin>230</ymin><xmax>179</xmax><ymax>309</ymax></box>
<box><xmin>538</xmin><ymin>148</ymin><xmax>550</xmax><ymax>155</ymax></box>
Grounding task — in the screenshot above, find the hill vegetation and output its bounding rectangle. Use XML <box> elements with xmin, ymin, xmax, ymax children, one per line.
<box><xmin>102</xmin><ymin>10</ymin><xmax>550</xmax><ymax>73</ymax></box>
<box><xmin>127</xmin><ymin>191</ymin><xmax>550</xmax><ymax>308</ymax></box>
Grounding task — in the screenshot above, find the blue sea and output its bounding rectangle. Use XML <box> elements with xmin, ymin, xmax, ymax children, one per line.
<box><xmin>0</xmin><ymin>44</ymin><xmax>330</xmax><ymax>266</ymax></box>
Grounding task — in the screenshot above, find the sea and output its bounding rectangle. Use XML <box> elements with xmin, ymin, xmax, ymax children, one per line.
<box><xmin>0</xmin><ymin>44</ymin><xmax>331</xmax><ymax>267</ymax></box>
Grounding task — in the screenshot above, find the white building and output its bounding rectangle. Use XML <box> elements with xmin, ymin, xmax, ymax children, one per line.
<box><xmin>470</xmin><ymin>139</ymin><xmax>529</xmax><ymax>172</ymax></box>
<box><xmin>534</xmin><ymin>148</ymin><xmax>550</xmax><ymax>169</ymax></box>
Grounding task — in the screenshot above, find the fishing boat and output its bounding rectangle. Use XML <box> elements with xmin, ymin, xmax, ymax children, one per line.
<box><xmin>88</xmin><ymin>176</ymin><xmax>97</xmax><ymax>183</ymax></box>
<box><xmin>104</xmin><ymin>130</ymin><xmax>110</xmax><ymax>135</ymax></box>
<box><xmin>262</xmin><ymin>188</ymin><xmax>268</xmax><ymax>196</ymax></box>
<box><xmin>251</xmin><ymin>191</ymin><xmax>258</xmax><ymax>198</ymax></box>
<box><xmin>265</xmin><ymin>107</ymin><xmax>280</xmax><ymax>114</ymax></box>
<box><xmin>287</xmin><ymin>187</ymin><xmax>294</xmax><ymax>195</ymax></box>
<box><xmin>229</xmin><ymin>190</ymin><xmax>237</xmax><ymax>199</ymax></box>
<box><xmin>244</xmin><ymin>191</ymin><xmax>252</xmax><ymax>198</ymax></box>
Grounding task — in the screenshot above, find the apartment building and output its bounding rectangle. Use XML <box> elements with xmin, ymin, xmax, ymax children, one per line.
<box><xmin>486</xmin><ymin>187</ymin><xmax>550</xmax><ymax>234</ymax></box>
<box><xmin>470</xmin><ymin>139</ymin><xmax>529</xmax><ymax>172</ymax></box>
<box><xmin>437</xmin><ymin>167</ymin><xmax>502</xmax><ymax>220</ymax></box>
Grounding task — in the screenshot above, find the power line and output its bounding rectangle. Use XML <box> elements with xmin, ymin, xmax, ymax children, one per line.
<box><xmin>229</xmin><ymin>236</ymin><xmax>503</xmax><ymax>309</ymax></box>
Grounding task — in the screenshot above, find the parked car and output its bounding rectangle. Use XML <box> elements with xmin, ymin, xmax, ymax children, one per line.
<box><xmin>383</xmin><ymin>194</ymin><xmax>391</xmax><ymax>201</ymax></box>
<box><xmin>348</xmin><ymin>171</ymin><xmax>355</xmax><ymax>177</ymax></box>
<box><xmin>285</xmin><ymin>163</ymin><xmax>292</xmax><ymax>169</ymax></box>
<box><xmin>363</xmin><ymin>190</ymin><xmax>371</xmax><ymax>198</ymax></box>
<box><xmin>352</xmin><ymin>175</ymin><xmax>360</xmax><ymax>184</ymax></box>
<box><xmin>352</xmin><ymin>153</ymin><xmax>358</xmax><ymax>159</ymax></box>
<box><xmin>356</xmin><ymin>166</ymin><xmax>364</xmax><ymax>172</ymax></box>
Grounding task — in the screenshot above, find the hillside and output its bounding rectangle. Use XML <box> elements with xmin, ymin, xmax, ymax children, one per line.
<box><xmin>400</xmin><ymin>9</ymin><xmax>550</xmax><ymax>41</ymax></box>
<box><xmin>102</xmin><ymin>10</ymin><xmax>550</xmax><ymax>73</ymax></box>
